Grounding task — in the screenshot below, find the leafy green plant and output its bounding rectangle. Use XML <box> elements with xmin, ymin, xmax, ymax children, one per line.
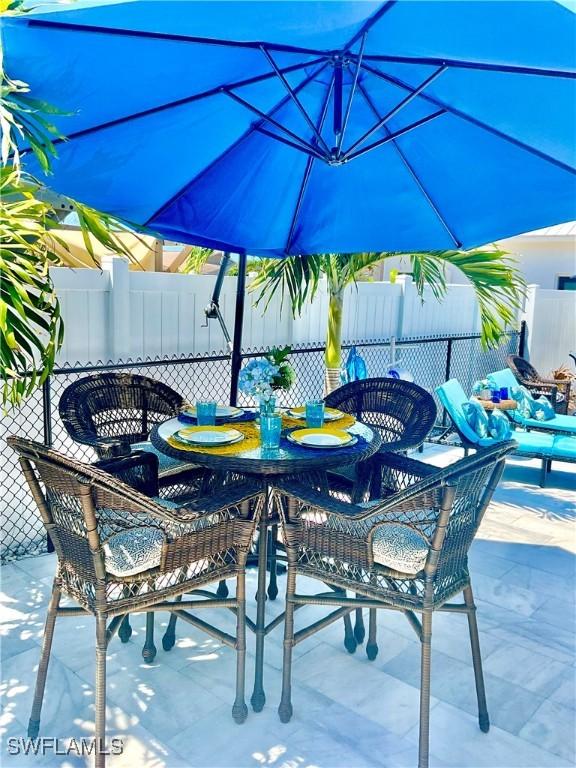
<box><xmin>266</xmin><ymin>345</ymin><xmax>296</xmax><ymax>391</ymax></box>
<box><xmin>251</xmin><ymin>250</ymin><xmax>525</xmax><ymax>391</ymax></box>
<box><xmin>0</xmin><ymin>32</ymin><xmax>148</xmax><ymax>407</ymax></box>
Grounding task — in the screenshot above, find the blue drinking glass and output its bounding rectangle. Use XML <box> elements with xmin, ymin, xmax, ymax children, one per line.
<box><xmin>261</xmin><ymin>413</ymin><xmax>282</xmax><ymax>449</ymax></box>
<box><xmin>499</xmin><ymin>387</ymin><xmax>509</xmax><ymax>401</ymax></box>
<box><xmin>196</xmin><ymin>400</ymin><xmax>217</xmax><ymax>425</ymax></box>
<box><xmin>490</xmin><ymin>390</ymin><xmax>501</xmax><ymax>404</ymax></box>
<box><xmin>306</xmin><ymin>400</ymin><xmax>325</xmax><ymax>428</ymax></box>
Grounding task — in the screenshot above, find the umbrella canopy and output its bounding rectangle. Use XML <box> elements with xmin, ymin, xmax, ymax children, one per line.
<box><xmin>4</xmin><ymin>0</ymin><xmax>576</xmax><ymax>254</ymax></box>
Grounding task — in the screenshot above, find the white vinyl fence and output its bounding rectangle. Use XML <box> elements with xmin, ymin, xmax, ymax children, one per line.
<box><xmin>52</xmin><ymin>257</ymin><xmax>490</xmax><ymax>365</ymax></box>
<box><xmin>50</xmin><ymin>257</ymin><xmax>571</xmax><ymax>374</ymax></box>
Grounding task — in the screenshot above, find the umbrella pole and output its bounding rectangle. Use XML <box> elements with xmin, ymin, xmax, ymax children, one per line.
<box><xmin>229</xmin><ymin>253</ymin><xmax>247</xmax><ymax>406</ymax></box>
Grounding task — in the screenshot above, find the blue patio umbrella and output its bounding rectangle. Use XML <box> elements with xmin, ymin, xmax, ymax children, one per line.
<box><xmin>4</xmin><ymin>1</ymin><xmax>576</xmax><ymax>256</ymax></box>
<box><xmin>3</xmin><ymin>1</ymin><xmax>576</xmax><ymax>400</ymax></box>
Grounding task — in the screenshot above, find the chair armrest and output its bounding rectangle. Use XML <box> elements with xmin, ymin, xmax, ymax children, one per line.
<box><xmin>94</xmin><ymin>451</ymin><xmax>159</xmax><ymax>497</ymax></box>
<box><xmin>370</xmin><ymin>453</ymin><xmax>438</xmax><ymax>498</ymax></box>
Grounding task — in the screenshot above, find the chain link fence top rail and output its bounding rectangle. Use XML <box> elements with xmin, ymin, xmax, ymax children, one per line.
<box><xmin>1</xmin><ymin>332</ymin><xmax>519</xmax><ymax>562</ymax></box>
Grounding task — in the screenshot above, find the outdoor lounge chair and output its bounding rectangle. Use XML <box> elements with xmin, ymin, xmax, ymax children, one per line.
<box><xmin>436</xmin><ymin>379</ymin><xmax>576</xmax><ymax>487</ymax></box>
<box><xmin>8</xmin><ymin>436</ymin><xmax>263</xmax><ymax>768</ymax></box>
<box><xmin>488</xmin><ymin>368</ymin><xmax>576</xmax><ymax>436</ymax></box>
<box><xmin>507</xmin><ymin>355</ymin><xmax>571</xmax><ymax>414</ymax></box>
<box><xmin>273</xmin><ymin>441</ymin><xmax>515</xmax><ymax>768</ymax></box>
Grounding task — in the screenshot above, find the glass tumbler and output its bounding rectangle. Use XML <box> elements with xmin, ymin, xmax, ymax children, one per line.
<box><xmin>499</xmin><ymin>387</ymin><xmax>509</xmax><ymax>401</ymax></box>
<box><xmin>261</xmin><ymin>413</ymin><xmax>282</xmax><ymax>449</ymax></box>
<box><xmin>196</xmin><ymin>400</ymin><xmax>217</xmax><ymax>426</ymax></box>
<box><xmin>306</xmin><ymin>400</ymin><xmax>325</xmax><ymax>428</ymax></box>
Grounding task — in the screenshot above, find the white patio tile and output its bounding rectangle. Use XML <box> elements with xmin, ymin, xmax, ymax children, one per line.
<box><xmin>407</xmin><ymin>701</ymin><xmax>573</xmax><ymax>768</ymax></box>
<box><xmin>483</xmin><ymin>642</ymin><xmax>570</xmax><ymax>697</ymax></box>
<box><xmin>519</xmin><ymin>699</ymin><xmax>576</xmax><ymax>764</ymax></box>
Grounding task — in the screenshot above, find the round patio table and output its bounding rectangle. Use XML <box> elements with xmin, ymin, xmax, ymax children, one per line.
<box><xmin>150</xmin><ymin>414</ymin><xmax>382</xmax><ymax>712</ymax></box>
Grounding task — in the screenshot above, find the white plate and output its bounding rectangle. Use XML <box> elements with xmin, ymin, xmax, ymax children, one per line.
<box><xmin>287</xmin><ymin>431</ymin><xmax>356</xmax><ymax>449</ymax></box>
<box><xmin>175</xmin><ymin>427</ymin><xmax>243</xmax><ymax>446</ymax></box>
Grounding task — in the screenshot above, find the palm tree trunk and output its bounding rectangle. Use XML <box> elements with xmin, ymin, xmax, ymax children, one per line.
<box><xmin>324</xmin><ymin>289</ymin><xmax>343</xmax><ymax>395</ymax></box>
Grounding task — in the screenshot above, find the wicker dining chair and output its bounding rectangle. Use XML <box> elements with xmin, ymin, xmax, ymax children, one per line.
<box><xmin>325</xmin><ymin>377</ymin><xmax>438</xmax><ymax>454</ymax></box>
<box><xmin>507</xmin><ymin>355</ymin><xmax>571</xmax><ymax>414</ymax></box>
<box><xmin>324</xmin><ymin>377</ymin><xmax>437</xmax><ymax>644</ymax></box>
<box><xmin>8</xmin><ymin>436</ymin><xmax>263</xmax><ymax>768</ymax></box>
<box><xmin>58</xmin><ymin>372</ymin><xmax>204</xmax><ymax>493</ymax></box>
<box><xmin>273</xmin><ymin>440</ymin><xmax>515</xmax><ymax>768</ymax></box>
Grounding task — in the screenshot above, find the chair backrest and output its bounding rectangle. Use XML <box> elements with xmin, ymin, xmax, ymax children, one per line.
<box><xmin>325</xmin><ymin>377</ymin><xmax>437</xmax><ymax>452</ymax></box>
<box><xmin>507</xmin><ymin>355</ymin><xmax>541</xmax><ymax>384</ymax></box>
<box><xmin>59</xmin><ymin>373</ymin><xmax>185</xmax><ymax>450</ymax></box>
<box><xmin>436</xmin><ymin>379</ymin><xmax>485</xmax><ymax>448</ymax></box>
<box><xmin>7</xmin><ymin>436</ymin><xmax>164</xmax><ymax>583</ymax></box>
<box><xmin>487</xmin><ymin>368</ymin><xmax>519</xmax><ymax>391</ymax></box>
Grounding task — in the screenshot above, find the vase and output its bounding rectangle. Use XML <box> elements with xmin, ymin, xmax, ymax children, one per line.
<box><xmin>259</xmin><ymin>395</ymin><xmax>276</xmax><ymax>416</ymax></box>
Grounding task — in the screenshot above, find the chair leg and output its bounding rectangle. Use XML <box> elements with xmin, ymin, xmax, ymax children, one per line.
<box><xmin>232</xmin><ymin>556</ymin><xmax>249</xmax><ymax>724</ymax></box>
<box><xmin>267</xmin><ymin>525</ymin><xmax>279</xmax><ymax>601</ymax></box>
<box><xmin>28</xmin><ymin>579</ymin><xmax>61</xmax><ymax>738</ymax></box>
<box><xmin>278</xmin><ymin>554</ymin><xmax>296</xmax><ymax>724</ymax></box>
<box><xmin>118</xmin><ymin>586</ymin><xmax>132</xmax><ymax>643</ymax></box>
<box><xmin>118</xmin><ymin>615</ymin><xmax>132</xmax><ymax>643</ymax></box>
<box><xmin>142</xmin><ymin>612</ymin><xmax>157</xmax><ymax>663</ymax></box>
<box><xmin>354</xmin><ymin>602</ymin><xmax>365</xmax><ymax>644</ymax></box>
<box><xmin>540</xmin><ymin>458</ymin><xmax>547</xmax><ymax>487</ymax></box>
<box><xmin>418</xmin><ymin>610</ymin><xmax>433</xmax><ymax>768</ymax></box>
<box><xmin>464</xmin><ymin>585</ymin><xmax>490</xmax><ymax>733</ymax></box>
<box><xmin>366</xmin><ymin>609</ymin><xmax>378</xmax><ymax>661</ymax></box>
<box><xmin>95</xmin><ymin>613</ymin><xmax>107</xmax><ymax>768</ymax></box>
<box><xmin>251</xmin><ymin>512</ymin><xmax>268</xmax><ymax>713</ymax></box>
<box><xmin>343</xmin><ymin>609</ymin><xmax>357</xmax><ymax>654</ymax></box>
<box><xmin>217</xmin><ymin>580</ymin><xmax>229</xmax><ymax>599</ymax></box>
<box><xmin>162</xmin><ymin>595</ymin><xmax>182</xmax><ymax>651</ymax></box>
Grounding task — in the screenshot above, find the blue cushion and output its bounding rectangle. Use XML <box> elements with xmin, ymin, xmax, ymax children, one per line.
<box><xmin>488</xmin><ymin>410</ymin><xmax>512</xmax><ymax>440</ymax></box>
<box><xmin>463</xmin><ymin>399</ymin><xmax>490</xmax><ymax>438</ymax></box>
<box><xmin>510</xmin><ymin>385</ymin><xmax>535</xmax><ymax>420</ymax></box>
<box><xmin>488</xmin><ymin>368</ymin><xmax>519</xmax><ymax>392</ymax></box>
<box><xmin>518</xmin><ymin>414</ymin><xmax>576</xmax><ymax>435</ymax></box>
<box><xmin>531</xmin><ymin>396</ymin><xmax>556</xmax><ymax>421</ymax></box>
<box><xmin>550</xmin><ymin>435</ymin><xmax>576</xmax><ymax>460</ymax></box>
<box><xmin>514</xmin><ymin>430</ymin><xmax>556</xmax><ymax>456</ymax></box>
<box><xmin>436</xmin><ymin>380</ymin><xmax>496</xmax><ymax>447</ymax></box>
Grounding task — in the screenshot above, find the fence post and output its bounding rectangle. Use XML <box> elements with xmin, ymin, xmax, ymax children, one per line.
<box><xmin>521</xmin><ymin>284</ymin><xmax>538</xmax><ymax>363</ymax></box>
<box><xmin>101</xmin><ymin>255</ymin><xmax>131</xmax><ymax>361</ymax></box>
<box><xmin>42</xmin><ymin>377</ymin><xmax>55</xmax><ymax>552</ymax></box>
<box><xmin>519</xmin><ymin>320</ymin><xmax>527</xmax><ymax>358</ymax></box>
<box><xmin>441</xmin><ymin>339</ymin><xmax>453</xmax><ymax>427</ymax></box>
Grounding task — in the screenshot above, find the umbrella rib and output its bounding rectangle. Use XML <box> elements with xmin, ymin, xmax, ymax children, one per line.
<box><xmin>145</xmin><ymin>60</ymin><xmax>330</xmax><ymax>226</ymax></box>
<box><xmin>345</xmin><ymin>1</ymin><xmax>398</xmax><ymax>50</ymax></box>
<box><xmin>344</xmin><ymin>64</ymin><xmax>447</xmax><ymax>156</ymax></box>
<box><xmin>356</xmin><ymin>80</ymin><xmax>462</xmax><ymax>248</ymax></box>
<box><xmin>358</xmin><ymin>53</ymin><xmax>576</xmax><ymax>80</ymax></box>
<box><xmin>223</xmin><ymin>89</ymin><xmax>326</xmax><ymax>158</ymax></box>
<box><xmin>260</xmin><ymin>46</ymin><xmax>332</xmax><ymax>155</ymax></box>
<box><xmin>362</xmin><ymin>62</ymin><xmax>576</xmax><ymax>175</ymax></box>
<box><xmin>336</xmin><ymin>33</ymin><xmax>367</xmax><ymax>155</ymax></box>
<box><xmin>285</xmin><ymin>68</ymin><xmax>336</xmax><ymax>254</ymax></box>
<box><xmin>35</xmin><ymin>57</ymin><xmax>326</xmax><ymax>150</ymax></box>
<box><xmin>345</xmin><ymin>110</ymin><xmax>446</xmax><ymax>162</ymax></box>
<box><xmin>26</xmin><ymin>18</ymin><xmax>332</xmax><ymax>57</ymax></box>
<box><xmin>254</xmin><ymin>127</ymin><xmax>326</xmax><ymax>161</ymax></box>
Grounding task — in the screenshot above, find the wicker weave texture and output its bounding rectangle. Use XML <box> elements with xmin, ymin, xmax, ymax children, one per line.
<box><xmin>325</xmin><ymin>378</ymin><xmax>437</xmax><ymax>453</ymax></box>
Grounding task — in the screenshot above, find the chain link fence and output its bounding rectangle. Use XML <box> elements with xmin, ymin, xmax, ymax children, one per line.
<box><xmin>1</xmin><ymin>330</ymin><xmax>520</xmax><ymax>562</ymax></box>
